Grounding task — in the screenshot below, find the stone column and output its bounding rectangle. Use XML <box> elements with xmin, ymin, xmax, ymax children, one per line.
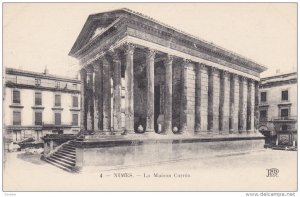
<box><xmin>93</xmin><ymin>61</ymin><xmax>103</xmax><ymax>132</ymax></box>
<box><xmin>212</xmin><ymin>68</ymin><xmax>220</xmax><ymax>132</ymax></box>
<box><xmin>194</xmin><ymin>63</ymin><xmax>201</xmax><ymax>132</ymax></box>
<box><xmin>230</xmin><ymin>74</ymin><xmax>239</xmax><ymax>133</ymax></box>
<box><xmin>247</xmin><ymin>79</ymin><xmax>255</xmax><ymax>132</ymax></box>
<box><xmin>207</xmin><ymin>67</ymin><xmax>213</xmax><ymax>131</ymax></box>
<box><xmin>86</xmin><ymin>66</ymin><xmax>94</xmax><ymax>130</ymax></box>
<box><xmin>238</xmin><ymin>77</ymin><xmax>248</xmax><ymax>133</ymax></box>
<box><xmin>111</xmin><ymin>51</ymin><xmax>122</xmax><ymax>132</ymax></box>
<box><xmin>219</xmin><ymin>71</ymin><xmax>230</xmax><ymax>133</ymax></box>
<box><xmin>180</xmin><ymin>59</ymin><xmax>189</xmax><ymax>134</ymax></box>
<box><xmin>92</xmin><ymin>64</ymin><xmax>98</xmax><ymax>131</ymax></box>
<box><xmin>79</xmin><ymin>69</ymin><xmax>87</xmax><ymax>130</ymax></box>
<box><xmin>163</xmin><ymin>54</ymin><xmax>173</xmax><ymax>134</ymax></box>
<box><xmin>200</xmin><ymin>64</ymin><xmax>208</xmax><ymax>132</ymax></box>
<box><xmin>145</xmin><ymin>49</ymin><xmax>156</xmax><ymax>133</ymax></box>
<box><xmin>124</xmin><ymin>43</ymin><xmax>135</xmax><ymax>133</ymax></box>
<box><xmin>254</xmin><ymin>81</ymin><xmax>260</xmax><ymax>132</ymax></box>
<box><xmin>208</xmin><ymin>67</ymin><xmax>220</xmax><ymax>132</ymax></box>
<box><xmin>102</xmin><ymin>57</ymin><xmax>112</xmax><ymax>132</ymax></box>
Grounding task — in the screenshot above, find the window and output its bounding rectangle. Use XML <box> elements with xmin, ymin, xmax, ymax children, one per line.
<box><xmin>260</xmin><ymin>92</ymin><xmax>267</xmax><ymax>103</ymax></box>
<box><xmin>54</xmin><ymin>113</ymin><xmax>61</xmax><ymax>125</ymax></box>
<box><xmin>13</xmin><ymin>90</ymin><xmax>20</xmax><ymax>104</ymax></box>
<box><xmin>55</xmin><ymin>81</ymin><xmax>60</xmax><ymax>88</ymax></box>
<box><xmin>35</xmin><ymin>78</ymin><xmax>41</xmax><ymax>86</ymax></box>
<box><xmin>35</xmin><ymin>92</ymin><xmax>42</xmax><ymax>105</ymax></box>
<box><xmin>260</xmin><ymin>110</ymin><xmax>268</xmax><ymax>121</ymax></box>
<box><xmin>72</xmin><ymin>114</ymin><xmax>78</xmax><ymax>126</ymax></box>
<box><xmin>13</xmin><ymin>111</ymin><xmax>21</xmax><ymax>125</ymax></box>
<box><xmin>72</xmin><ymin>96</ymin><xmax>78</xmax><ymax>107</ymax></box>
<box><xmin>281</xmin><ymin>109</ymin><xmax>289</xmax><ymax>118</ymax></box>
<box><xmin>54</xmin><ymin>95</ymin><xmax>61</xmax><ymax>107</ymax></box>
<box><xmin>72</xmin><ymin>84</ymin><xmax>77</xmax><ymax>90</ymax></box>
<box><xmin>35</xmin><ymin>112</ymin><xmax>43</xmax><ymax>125</ymax></box>
<box><xmin>281</xmin><ymin>90</ymin><xmax>289</xmax><ymax>101</ymax></box>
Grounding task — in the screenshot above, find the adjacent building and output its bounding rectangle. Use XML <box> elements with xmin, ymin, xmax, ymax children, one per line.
<box><xmin>259</xmin><ymin>72</ymin><xmax>297</xmax><ymax>146</ymax></box>
<box><xmin>69</xmin><ymin>8</ymin><xmax>267</xmax><ymax>135</ymax></box>
<box><xmin>4</xmin><ymin>67</ymin><xmax>81</xmax><ymax>143</ymax></box>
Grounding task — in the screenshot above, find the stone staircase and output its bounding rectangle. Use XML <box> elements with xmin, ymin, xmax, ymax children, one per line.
<box><xmin>44</xmin><ymin>141</ymin><xmax>78</xmax><ymax>172</ymax></box>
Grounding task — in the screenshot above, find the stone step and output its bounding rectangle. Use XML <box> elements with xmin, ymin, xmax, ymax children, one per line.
<box><xmin>50</xmin><ymin>155</ymin><xmax>75</xmax><ymax>166</ymax></box>
<box><xmin>63</xmin><ymin>144</ymin><xmax>75</xmax><ymax>148</ymax></box>
<box><xmin>47</xmin><ymin>157</ymin><xmax>74</xmax><ymax>169</ymax></box>
<box><xmin>53</xmin><ymin>152</ymin><xmax>76</xmax><ymax>161</ymax></box>
<box><xmin>56</xmin><ymin>150</ymin><xmax>76</xmax><ymax>158</ymax></box>
<box><xmin>58</xmin><ymin>149</ymin><xmax>75</xmax><ymax>155</ymax></box>
<box><xmin>44</xmin><ymin>158</ymin><xmax>73</xmax><ymax>172</ymax></box>
<box><xmin>62</xmin><ymin>146</ymin><xmax>76</xmax><ymax>152</ymax></box>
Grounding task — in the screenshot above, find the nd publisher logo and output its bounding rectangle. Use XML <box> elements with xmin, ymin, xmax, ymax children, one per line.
<box><xmin>266</xmin><ymin>168</ymin><xmax>279</xmax><ymax>177</ymax></box>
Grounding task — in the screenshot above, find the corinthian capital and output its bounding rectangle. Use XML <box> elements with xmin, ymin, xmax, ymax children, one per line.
<box><xmin>86</xmin><ymin>65</ymin><xmax>94</xmax><ymax>74</ymax></box>
<box><xmin>145</xmin><ymin>48</ymin><xmax>156</xmax><ymax>59</ymax></box>
<box><xmin>182</xmin><ymin>58</ymin><xmax>191</xmax><ymax>64</ymax></box>
<box><xmin>222</xmin><ymin>71</ymin><xmax>230</xmax><ymax>78</ymax></box>
<box><xmin>123</xmin><ymin>42</ymin><xmax>136</xmax><ymax>55</ymax></box>
<box><xmin>107</xmin><ymin>49</ymin><xmax>120</xmax><ymax>61</ymax></box>
<box><xmin>164</xmin><ymin>54</ymin><xmax>174</xmax><ymax>65</ymax></box>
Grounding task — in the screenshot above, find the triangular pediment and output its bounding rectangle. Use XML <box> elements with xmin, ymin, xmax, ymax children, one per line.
<box><xmin>69</xmin><ymin>10</ymin><xmax>126</xmax><ymax>57</ymax></box>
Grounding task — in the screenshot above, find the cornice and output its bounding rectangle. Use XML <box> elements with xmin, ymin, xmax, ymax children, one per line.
<box><xmin>70</xmin><ymin>12</ymin><xmax>267</xmax><ymax>74</ymax></box>
<box><xmin>5</xmin><ymin>82</ymin><xmax>81</xmax><ymax>94</ymax></box>
<box><xmin>6</xmin><ymin>68</ymin><xmax>81</xmax><ymax>84</ymax></box>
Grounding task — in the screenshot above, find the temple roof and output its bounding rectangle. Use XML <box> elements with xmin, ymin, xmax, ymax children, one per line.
<box><xmin>69</xmin><ymin>8</ymin><xmax>268</xmax><ymax>73</ymax></box>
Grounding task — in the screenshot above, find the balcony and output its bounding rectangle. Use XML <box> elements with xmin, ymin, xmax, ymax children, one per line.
<box><xmin>272</xmin><ymin>116</ymin><xmax>297</xmax><ymax>123</ymax></box>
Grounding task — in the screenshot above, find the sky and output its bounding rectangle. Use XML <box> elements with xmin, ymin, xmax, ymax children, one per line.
<box><xmin>3</xmin><ymin>3</ymin><xmax>297</xmax><ymax>78</ymax></box>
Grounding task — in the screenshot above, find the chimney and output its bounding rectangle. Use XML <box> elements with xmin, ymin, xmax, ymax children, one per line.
<box><xmin>44</xmin><ymin>66</ymin><xmax>49</xmax><ymax>75</ymax></box>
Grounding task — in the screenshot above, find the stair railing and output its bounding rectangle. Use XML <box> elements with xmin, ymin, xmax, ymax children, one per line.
<box><xmin>45</xmin><ymin>141</ymin><xmax>70</xmax><ymax>158</ymax></box>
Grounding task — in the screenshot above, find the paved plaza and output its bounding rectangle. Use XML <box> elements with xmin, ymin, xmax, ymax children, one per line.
<box><xmin>3</xmin><ymin>149</ymin><xmax>297</xmax><ymax>191</ymax></box>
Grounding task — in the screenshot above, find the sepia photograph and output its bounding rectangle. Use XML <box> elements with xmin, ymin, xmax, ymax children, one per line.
<box><xmin>2</xmin><ymin>2</ymin><xmax>298</xmax><ymax>192</ymax></box>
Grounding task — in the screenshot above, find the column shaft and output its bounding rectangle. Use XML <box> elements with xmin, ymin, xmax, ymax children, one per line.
<box><xmin>195</xmin><ymin>63</ymin><xmax>201</xmax><ymax>132</ymax></box>
<box><xmin>93</xmin><ymin>62</ymin><xmax>103</xmax><ymax>131</ymax></box>
<box><xmin>80</xmin><ymin>69</ymin><xmax>87</xmax><ymax>130</ymax></box>
<box><xmin>93</xmin><ymin>66</ymin><xmax>98</xmax><ymax>131</ymax></box>
<box><xmin>200</xmin><ymin>65</ymin><xmax>208</xmax><ymax>131</ymax></box>
<box><xmin>86</xmin><ymin>68</ymin><xmax>94</xmax><ymax>130</ymax></box>
<box><xmin>124</xmin><ymin>44</ymin><xmax>135</xmax><ymax>133</ymax></box>
<box><xmin>254</xmin><ymin>81</ymin><xmax>260</xmax><ymax>132</ymax></box>
<box><xmin>212</xmin><ymin>68</ymin><xmax>220</xmax><ymax>131</ymax></box>
<box><xmin>207</xmin><ymin>67</ymin><xmax>213</xmax><ymax>131</ymax></box>
<box><xmin>180</xmin><ymin>59</ymin><xmax>189</xmax><ymax>133</ymax></box>
<box><xmin>223</xmin><ymin>72</ymin><xmax>231</xmax><ymax>132</ymax></box>
<box><xmin>208</xmin><ymin>67</ymin><xmax>220</xmax><ymax>131</ymax></box>
<box><xmin>230</xmin><ymin>74</ymin><xmax>239</xmax><ymax>133</ymax></box>
<box><xmin>102</xmin><ymin>58</ymin><xmax>111</xmax><ymax>132</ymax></box>
<box><xmin>247</xmin><ymin>80</ymin><xmax>255</xmax><ymax>132</ymax></box>
<box><xmin>163</xmin><ymin>55</ymin><xmax>173</xmax><ymax>134</ymax></box>
<box><xmin>112</xmin><ymin>52</ymin><xmax>122</xmax><ymax>132</ymax></box>
<box><xmin>219</xmin><ymin>71</ymin><xmax>230</xmax><ymax>133</ymax></box>
<box><xmin>238</xmin><ymin>77</ymin><xmax>248</xmax><ymax>132</ymax></box>
<box><xmin>145</xmin><ymin>49</ymin><xmax>156</xmax><ymax>133</ymax></box>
